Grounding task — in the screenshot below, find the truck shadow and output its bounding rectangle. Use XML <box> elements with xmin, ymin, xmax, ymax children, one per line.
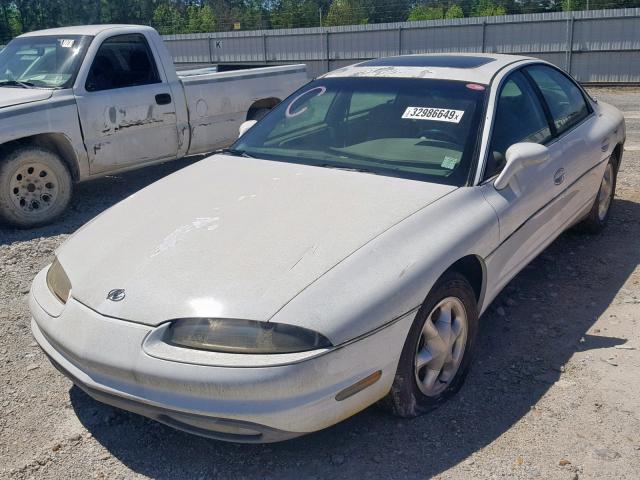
<box><xmin>68</xmin><ymin>197</ymin><xmax>640</xmax><ymax>479</ymax></box>
<box><xmin>0</xmin><ymin>156</ymin><xmax>203</xmax><ymax>245</ymax></box>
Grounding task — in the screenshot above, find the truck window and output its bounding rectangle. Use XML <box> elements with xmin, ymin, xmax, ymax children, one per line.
<box><xmin>86</xmin><ymin>34</ymin><xmax>160</xmax><ymax>92</ymax></box>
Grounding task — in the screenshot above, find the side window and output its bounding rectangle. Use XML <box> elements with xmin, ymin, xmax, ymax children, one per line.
<box><xmin>86</xmin><ymin>34</ymin><xmax>160</xmax><ymax>92</ymax></box>
<box><xmin>526</xmin><ymin>65</ymin><xmax>590</xmax><ymax>135</ymax></box>
<box><xmin>486</xmin><ymin>71</ymin><xmax>552</xmax><ymax>180</ymax></box>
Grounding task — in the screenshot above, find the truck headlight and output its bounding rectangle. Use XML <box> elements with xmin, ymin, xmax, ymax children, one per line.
<box><xmin>46</xmin><ymin>257</ymin><xmax>71</xmax><ymax>304</ymax></box>
<box><xmin>164</xmin><ymin>318</ymin><xmax>332</xmax><ymax>354</ymax></box>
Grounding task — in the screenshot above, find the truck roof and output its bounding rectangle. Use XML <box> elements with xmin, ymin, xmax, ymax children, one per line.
<box><xmin>321</xmin><ymin>53</ymin><xmax>536</xmax><ymax>84</ymax></box>
<box><xmin>19</xmin><ymin>24</ymin><xmax>156</xmax><ymax>38</ymax></box>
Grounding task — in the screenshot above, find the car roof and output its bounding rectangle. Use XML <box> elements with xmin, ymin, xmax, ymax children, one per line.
<box><xmin>321</xmin><ymin>53</ymin><xmax>536</xmax><ymax>84</ymax></box>
<box><xmin>18</xmin><ymin>24</ymin><xmax>155</xmax><ymax>38</ymax></box>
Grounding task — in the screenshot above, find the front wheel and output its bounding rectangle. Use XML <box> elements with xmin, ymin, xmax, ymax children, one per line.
<box><xmin>383</xmin><ymin>272</ymin><xmax>479</xmax><ymax>417</ymax></box>
<box><xmin>0</xmin><ymin>146</ymin><xmax>73</xmax><ymax>228</ymax></box>
<box><xmin>577</xmin><ymin>155</ymin><xmax>617</xmax><ymax>234</ymax></box>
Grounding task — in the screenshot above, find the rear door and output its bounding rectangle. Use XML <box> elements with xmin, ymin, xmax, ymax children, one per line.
<box><xmin>75</xmin><ymin>33</ymin><xmax>179</xmax><ymax>174</ymax></box>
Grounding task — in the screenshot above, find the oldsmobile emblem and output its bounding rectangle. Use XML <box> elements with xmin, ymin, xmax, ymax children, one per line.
<box><xmin>107</xmin><ymin>289</ymin><xmax>126</xmax><ymax>302</ymax></box>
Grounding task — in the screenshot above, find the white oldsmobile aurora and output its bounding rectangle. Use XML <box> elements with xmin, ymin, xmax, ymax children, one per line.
<box><xmin>30</xmin><ymin>54</ymin><xmax>625</xmax><ymax>442</ymax></box>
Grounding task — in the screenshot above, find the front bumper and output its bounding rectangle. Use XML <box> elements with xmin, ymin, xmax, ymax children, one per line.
<box><xmin>30</xmin><ymin>268</ymin><xmax>414</xmax><ymax>443</ymax></box>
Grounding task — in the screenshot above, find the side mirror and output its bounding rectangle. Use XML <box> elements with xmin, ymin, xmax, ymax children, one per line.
<box><xmin>494</xmin><ymin>143</ymin><xmax>550</xmax><ymax>190</ymax></box>
<box><xmin>238</xmin><ymin>120</ymin><xmax>257</xmax><ymax>137</ymax></box>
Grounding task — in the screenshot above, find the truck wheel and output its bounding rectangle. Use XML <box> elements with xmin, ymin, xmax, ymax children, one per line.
<box><xmin>0</xmin><ymin>146</ymin><xmax>72</xmax><ymax>228</ymax></box>
<box><xmin>247</xmin><ymin>107</ymin><xmax>271</xmax><ymax>122</ymax></box>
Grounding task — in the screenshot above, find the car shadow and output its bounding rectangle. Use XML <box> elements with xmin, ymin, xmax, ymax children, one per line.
<box><xmin>0</xmin><ymin>156</ymin><xmax>203</xmax><ymax>245</ymax></box>
<box><xmin>66</xmin><ymin>197</ymin><xmax>640</xmax><ymax>479</ymax></box>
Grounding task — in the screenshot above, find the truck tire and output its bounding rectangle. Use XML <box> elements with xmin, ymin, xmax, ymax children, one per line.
<box><xmin>0</xmin><ymin>146</ymin><xmax>72</xmax><ymax>228</ymax></box>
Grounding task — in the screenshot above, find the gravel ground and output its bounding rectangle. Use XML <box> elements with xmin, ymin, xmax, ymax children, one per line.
<box><xmin>1</xmin><ymin>88</ymin><xmax>639</xmax><ymax>480</ymax></box>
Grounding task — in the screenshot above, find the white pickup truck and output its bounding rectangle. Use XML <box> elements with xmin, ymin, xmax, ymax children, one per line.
<box><xmin>0</xmin><ymin>25</ymin><xmax>308</xmax><ymax>227</ymax></box>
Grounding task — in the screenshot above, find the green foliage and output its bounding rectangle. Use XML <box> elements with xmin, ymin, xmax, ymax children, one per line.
<box><xmin>186</xmin><ymin>5</ymin><xmax>216</xmax><ymax>33</ymax></box>
<box><xmin>471</xmin><ymin>0</ymin><xmax>507</xmax><ymax>16</ymax></box>
<box><xmin>324</xmin><ymin>0</ymin><xmax>369</xmax><ymax>26</ymax></box>
<box><xmin>153</xmin><ymin>3</ymin><xmax>184</xmax><ymax>35</ymax></box>
<box><xmin>271</xmin><ymin>0</ymin><xmax>320</xmax><ymax>29</ymax></box>
<box><xmin>0</xmin><ymin>0</ymin><xmax>637</xmax><ymax>43</ymax></box>
<box><xmin>408</xmin><ymin>5</ymin><xmax>444</xmax><ymax>21</ymax></box>
<box><xmin>445</xmin><ymin>4</ymin><xmax>464</xmax><ymax>18</ymax></box>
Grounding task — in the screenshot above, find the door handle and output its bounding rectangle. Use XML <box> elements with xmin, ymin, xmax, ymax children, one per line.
<box><xmin>155</xmin><ymin>93</ymin><xmax>172</xmax><ymax>105</ymax></box>
<box><xmin>553</xmin><ymin>168</ymin><xmax>566</xmax><ymax>185</ymax></box>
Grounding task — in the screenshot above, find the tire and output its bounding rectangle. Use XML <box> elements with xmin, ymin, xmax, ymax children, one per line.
<box><xmin>577</xmin><ymin>154</ymin><xmax>618</xmax><ymax>234</ymax></box>
<box><xmin>0</xmin><ymin>146</ymin><xmax>73</xmax><ymax>228</ymax></box>
<box><xmin>383</xmin><ymin>272</ymin><xmax>479</xmax><ymax>418</ymax></box>
<box><xmin>247</xmin><ymin>107</ymin><xmax>271</xmax><ymax>122</ymax></box>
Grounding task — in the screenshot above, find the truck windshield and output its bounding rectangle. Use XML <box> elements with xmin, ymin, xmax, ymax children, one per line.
<box><xmin>0</xmin><ymin>35</ymin><xmax>92</xmax><ymax>89</ymax></box>
<box><xmin>233</xmin><ymin>77</ymin><xmax>487</xmax><ymax>186</ymax></box>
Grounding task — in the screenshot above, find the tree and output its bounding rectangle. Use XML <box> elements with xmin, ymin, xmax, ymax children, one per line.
<box><xmin>368</xmin><ymin>0</ymin><xmax>410</xmax><ymax>23</ymax></box>
<box><xmin>186</xmin><ymin>4</ymin><xmax>216</xmax><ymax>33</ymax></box>
<box><xmin>445</xmin><ymin>4</ymin><xmax>464</xmax><ymax>18</ymax></box>
<box><xmin>270</xmin><ymin>0</ymin><xmax>321</xmax><ymax>29</ymax></box>
<box><xmin>152</xmin><ymin>3</ymin><xmax>185</xmax><ymax>35</ymax></box>
<box><xmin>407</xmin><ymin>4</ymin><xmax>445</xmax><ymax>21</ymax></box>
<box><xmin>324</xmin><ymin>0</ymin><xmax>369</xmax><ymax>26</ymax></box>
<box><xmin>471</xmin><ymin>0</ymin><xmax>507</xmax><ymax>16</ymax></box>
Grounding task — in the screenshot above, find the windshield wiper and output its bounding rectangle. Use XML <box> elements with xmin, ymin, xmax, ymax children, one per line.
<box><xmin>221</xmin><ymin>148</ymin><xmax>255</xmax><ymax>158</ymax></box>
<box><xmin>0</xmin><ymin>80</ymin><xmax>36</xmax><ymax>88</ymax></box>
<box><xmin>321</xmin><ymin>164</ymin><xmax>377</xmax><ymax>174</ymax></box>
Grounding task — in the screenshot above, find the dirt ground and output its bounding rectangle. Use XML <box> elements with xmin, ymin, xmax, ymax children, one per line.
<box><xmin>1</xmin><ymin>88</ymin><xmax>639</xmax><ymax>480</ymax></box>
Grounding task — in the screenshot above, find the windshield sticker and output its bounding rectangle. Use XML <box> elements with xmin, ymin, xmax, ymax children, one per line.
<box><xmin>59</xmin><ymin>39</ymin><xmax>75</xmax><ymax>48</ymax></box>
<box><xmin>466</xmin><ymin>83</ymin><xmax>486</xmax><ymax>91</ymax></box>
<box><xmin>286</xmin><ymin>86</ymin><xmax>326</xmax><ymax>118</ymax></box>
<box><xmin>441</xmin><ymin>156</ymin><xmax>459</xmax><ymax>170</ymax></box>
<box><xmin>402</xmin><ymin>107</ymin><xmax>464</xmax><ymax>123</ymax></box>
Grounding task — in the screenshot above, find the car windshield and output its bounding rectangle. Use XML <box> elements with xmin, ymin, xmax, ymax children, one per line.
<box><xmin>0</xmin><ymin>35</ymin><xmax>92</xmax><ymax>89</ymax></box>
<box><xmin>233</xmin><ymin>77</ymin><xmax>487</xmax><ymax>185</ymax></box>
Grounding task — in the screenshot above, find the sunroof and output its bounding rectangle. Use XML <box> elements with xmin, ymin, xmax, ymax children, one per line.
<box><xmin>361</xmin><ymin>55</ymin><xmax>496</xmax><ymax>69</ymax></box>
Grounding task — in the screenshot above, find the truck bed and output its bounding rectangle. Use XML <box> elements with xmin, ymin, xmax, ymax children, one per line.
<box><xmin>181</xmin><ymin>64</ymin><xmax>308</xmax><ymax>155</ymax></box>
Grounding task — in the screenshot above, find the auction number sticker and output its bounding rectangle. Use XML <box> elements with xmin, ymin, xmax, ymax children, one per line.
<box><xmin>59</xmin><ymin>39</ymin><xmax>75</xmax><ymax>48</ymax></box>
<box><xmin>402</xmin><ymin>106</ymin><xmax>464</xmax><ymax>124</ymax></box>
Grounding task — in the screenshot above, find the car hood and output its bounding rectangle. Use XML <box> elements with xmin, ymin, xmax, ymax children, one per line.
<box><xmin>0</xmin><ymin>88</ymin><xmax>53</xmax><ymax>109</ymax></box>
<box><xmin>57</xmin><ymin>155</ymin><xmax>456</xmax><ymax>325</ymax></box>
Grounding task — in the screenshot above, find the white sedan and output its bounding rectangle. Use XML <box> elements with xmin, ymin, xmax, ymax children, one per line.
<box><xmin>30</xmin><ymin>53</ymin><xmax>625</xmax><ymax>443</ymax></box>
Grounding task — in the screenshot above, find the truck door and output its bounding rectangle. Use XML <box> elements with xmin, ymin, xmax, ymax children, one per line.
<box><xmin>74</xmin><ymin>33</ymin><xmax>179</xmax><ymax>174</ymax></box>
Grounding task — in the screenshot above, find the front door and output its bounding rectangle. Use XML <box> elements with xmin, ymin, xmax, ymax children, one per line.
<box><xmin>525</xmin><ymin>65</ymin><xmax>604</xmax><ymax>217</ymax></box>
<box><xmin>75</xmin><ymin>33</ymin><xmax>179</xmax><ymax>174</ymax></box>
<box><xmin>481</xmin><ymin>70</ymin><xmax>567</xmax><ymax>295</ymax></box>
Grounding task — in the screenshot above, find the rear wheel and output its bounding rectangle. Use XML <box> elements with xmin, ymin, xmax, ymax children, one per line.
<box><xmin>383</xmin><ymin>272</ymin><xmax>479</xmax><ymax>417</ymax></box>
<box><xmin>0</xmin><ymin>146</ymin><xmax>72</xmax><ymax>228</ymax></box>
<box><xmin>577</xmin><ymin>154</ymin><xmax>617</xmax><ymax>234</ymax></box>
<box><xmin>247</xmin><ymin>107</ymin><xmax>271</xmax><ymax>122</ymax></box>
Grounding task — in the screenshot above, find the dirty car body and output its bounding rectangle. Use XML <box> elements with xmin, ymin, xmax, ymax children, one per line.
<box><xmin>30</xmin><ymin>54</ymin><xmax>625</xmax><ymax>442</ymax></box>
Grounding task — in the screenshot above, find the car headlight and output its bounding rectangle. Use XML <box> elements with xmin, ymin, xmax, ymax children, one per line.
<box><xmin>164</xmin><ymin>318</ymin><xmax>332</xmax><ymax>354</ymax></box>
<box><xmin>46</xmin><ymin>257</ymin><xmax>71</xmax><ymax>304</ymax></box>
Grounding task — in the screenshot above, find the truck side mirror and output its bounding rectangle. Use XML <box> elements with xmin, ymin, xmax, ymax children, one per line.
<box><xmin>494</xmin><ymin>143</ymin><xmax>550</xmax><ymax>190</ymax></box>
<box><xmin>239</xmin><ymin>120</ymin><xmax>257</xmax><ymax>138</ymax></box>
